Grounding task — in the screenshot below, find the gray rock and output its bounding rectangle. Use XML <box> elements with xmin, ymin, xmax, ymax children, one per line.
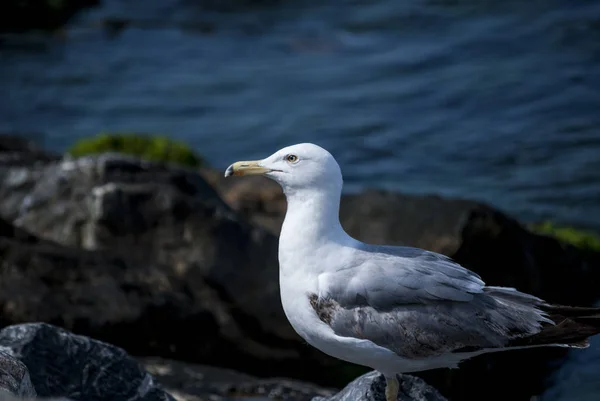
<box><xmin>312</xmin><ymin>371</ymin><xmax>446</xmax><ymax>401</ymax></box>
<box><xmin>0</xmin><ymin>151</ymin><xmax>347</xmax><ymax>386</ymax></box>
<box><xmin>0</xmin><ymin>323</ymin><xmax>173</xmax><ymax>401</ymax></box>
<box><xmin>0</xmin><ymin>394</ymin><xmax>72</xmax><ymax>401</ymax></box>
<box><xmin>0</xmin><ymin>135</ymin><xmax>59</xmax><ymax>167</ymax></box>
<box><xmin>141</xmin><ymin>357</ymin><xmax>336</xmax><ymax>401</ymax></box>
<box><xmin>0</xmin><ymin>351</ymin><xmax>36</xmax><ymax>398</ymax></box>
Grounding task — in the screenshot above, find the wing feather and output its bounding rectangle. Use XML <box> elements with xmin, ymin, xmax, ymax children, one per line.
<box><xmin>313</xmin><ymin>245</ymin><xmax>553</xmax><ymax>359</ymax></box>
<box><xmin>318</xmin><ymin>246</ymin><xmax>485</xmax><ymax>309</ymax></box>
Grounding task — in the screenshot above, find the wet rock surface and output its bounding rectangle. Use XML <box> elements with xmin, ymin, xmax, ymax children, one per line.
<box><xmin>142</xmin><ymin>357</ymin><xmax>335</xmax><ymax>401</ymax></box>
<box><xmin>0</xmin><ymin>135</ymin><xmax>59</xmax><ymax>167</ymax></box>
<box><xmin>312</xmin><ymin>371</ymin><xmax>447</xmax><ymax>401</ymax></box>
<box><xmin>0</xmin><ymin>323</ymin><xmax>172</xmax><ymax>401</ymax></box>
<box><xmin>0</xmin><ymin>351</ymin><xmax>36</xmax><ymax>398</ymax></box>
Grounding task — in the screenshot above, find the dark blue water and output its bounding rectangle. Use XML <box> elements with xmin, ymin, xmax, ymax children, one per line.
<box><xmin>1</xmin><ymin>0</ymin><xmax>599</xmax><ymax>399</ymax></box>
<box><xmin>2</xmin><ymin>0</ymin><xmax>600</xmax><ymax>231</ymax></box>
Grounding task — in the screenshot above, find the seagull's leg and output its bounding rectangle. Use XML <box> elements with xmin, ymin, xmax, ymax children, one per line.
<box><xmin>385</xmin><ymin>374</ymin><xmax>399</xmax><ymax>401</ymax></box>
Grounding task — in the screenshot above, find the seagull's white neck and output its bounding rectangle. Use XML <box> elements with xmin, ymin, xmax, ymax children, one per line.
<box><xmin>278</xmin><ymin>183</ymin><xmax>353</xmax><ymax>275</ymax></box>
<box><xmin>283</xmin><ymin>188</ymin><xmax>344</xmax><ymax>239</ymax></box>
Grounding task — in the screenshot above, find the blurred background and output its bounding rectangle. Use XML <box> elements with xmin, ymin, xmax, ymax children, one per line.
<box><xmin>0</xmin><ymin>1</ymin><xmax>599</xmax><ymax>401</ymax></box>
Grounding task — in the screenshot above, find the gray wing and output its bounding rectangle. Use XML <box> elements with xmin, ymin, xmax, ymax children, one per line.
<box><xmin>313</xmin><ymin>246</ymin><xmax>552</xmax><ymax>359</ymax></box>
<box><xmin>317</xmin><ymin>246</ymin><xmax>486</xmax><ymax>308</ymax></box>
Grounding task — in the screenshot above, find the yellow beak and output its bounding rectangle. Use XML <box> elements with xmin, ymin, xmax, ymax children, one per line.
<box><xmin>224</xmin><ymin>160</ymin><xmax>269</xmax><ymax>177</ymax></box>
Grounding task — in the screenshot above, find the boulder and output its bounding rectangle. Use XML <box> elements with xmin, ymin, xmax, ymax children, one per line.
<box><xmin>202</xmin><ymin>170</ymin><xmax>287</xmax><ymax>235</ymax></box>
<box><xmin>0</xmin><ymin>135</ymin><xmax>59</xmax><ymax>167</ymax></box>
<box><xmin>142</xmin><ymin>357</ymin><xmax>336</xmax><ymax>401</ymax></box>
<box><xmin>0</xmin><ymin>323</ymin><xmax>172</xmax><ymax>401</ymax></box>
<box><xmin>0</xmin><ymin>151</ymin><xmax>349</xmax><ymax>386</ymax></box>
<box><xmin>312</xmin><ymin>371</ymin><xmax>447</xmax><ymax>401</ymax></box>
<box><xmin>0</xmin><ymin>351</ymin><xmax>36</xmax><ymax>398</ymax></box>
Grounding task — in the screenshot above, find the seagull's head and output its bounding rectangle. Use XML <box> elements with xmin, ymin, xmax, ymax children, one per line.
<box><xmin>225</xmin><ymin>143</ymin><xmax>343</xmax><ymax>194</ymax></box>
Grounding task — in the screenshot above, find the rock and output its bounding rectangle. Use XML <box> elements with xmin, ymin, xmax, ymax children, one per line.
<box><xmin>0</xmin><ymin>152</ymin><xmax>349</xmax><ymax>386</ymax></box>
<box><xmin>0</xmin><ymin>395</ymin><xmax>71</xmax><ymax>401</ymax></box>
<box><xmin>312</xmin><ymin>371</ymin><xmax>447</xmax><ymax>401</ymax></box>
<box><xmin>202</xmin><ymin>170</ymin><xmax>287</xmax><ymax>235</ymax></box>
<box><xmin>142</xmin><ymin>357</ymin><xmax>336</xmax><ymax>401</ymax></box>
<box><xmin>0</xmin><ymin>135</ymin><xmax>59</xmax><ymax>167</ymax></box>
<box><xmin>0</xmin><ymin>1</ymin><xmax>99</xmax><ymax>33</ymax></box>
<box><xmin>0</xmin><ymin>323</ymin><xmax>173</xmax><ymax>401</ymax></box>
<box><xmin>0</xmin><ymin>351</ymin><xmax>36</xmax><ymax>398</ymax></box>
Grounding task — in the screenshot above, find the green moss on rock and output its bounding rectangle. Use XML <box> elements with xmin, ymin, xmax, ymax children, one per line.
<box><xmin>68</xmin><ymin>133</ymin><xmax>206</xmax><ymax>168</ymax></box>
<box><xmin>529</xmin><ymin>221</ymin><xmax>600</xmax><ymax>251</ymax></box>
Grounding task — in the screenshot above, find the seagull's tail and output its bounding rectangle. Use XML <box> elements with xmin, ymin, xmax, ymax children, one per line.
<box><xmin>509</xmin><ymin>304</ymin><xmax>600</xmax><ymax>348</ymax></box>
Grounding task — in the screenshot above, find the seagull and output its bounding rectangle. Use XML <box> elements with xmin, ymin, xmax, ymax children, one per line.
<box><xmin>225</xmin><ymin>143</ymin><xmax>600</xmax><ymax>401</ymax></box>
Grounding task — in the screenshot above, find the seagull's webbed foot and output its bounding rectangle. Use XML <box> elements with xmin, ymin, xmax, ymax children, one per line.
<box><xmin>385</xmin><ymin>374</ymin><xmax>399</xmax><ymax>401</ymax></box>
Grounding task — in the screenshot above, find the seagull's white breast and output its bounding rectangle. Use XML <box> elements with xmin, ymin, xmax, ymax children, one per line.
<box><xmin>278</xmin><ymin>243</ymin><xmax>386</xmax><ymax>369</ymax></box>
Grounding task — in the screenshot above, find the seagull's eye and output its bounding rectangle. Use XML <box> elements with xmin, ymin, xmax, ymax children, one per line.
<box><xmin>285</xmin><ymin>154</ymin><xmax>299</xmax><ymax>164</ymax></box>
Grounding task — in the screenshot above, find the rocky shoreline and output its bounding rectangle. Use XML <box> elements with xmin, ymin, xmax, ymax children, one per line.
<box><xmin>0</xmin><ymin>322</ymin><xmax>446</xmax><ymax>401</ymax></box>
<box><xmin>0</xmin><ymin>135</ymin><xmax>598</xmax><ymax>401</ymax></box>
